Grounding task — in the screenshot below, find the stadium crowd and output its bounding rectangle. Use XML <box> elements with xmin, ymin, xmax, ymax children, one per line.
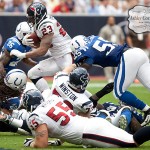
<box><xmin>0</xmin><ymin>0</ymin><xmax>150</xmax><ymax>15</ymax></box>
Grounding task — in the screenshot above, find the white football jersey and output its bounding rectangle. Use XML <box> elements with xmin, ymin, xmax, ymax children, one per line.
<box><xmin>51</xmin><ymin>71</ymin><xmax>93</xmax><ymax>114</ymax></box>
<box><xmin>27</xmin><ymin>95</ymin><xmax>89</xmax><ymax>145</ymax></box>
<box><xmin>35</xmin><ymin>16</ymin><xmax>72</xmax><ymax>58</ymax></box>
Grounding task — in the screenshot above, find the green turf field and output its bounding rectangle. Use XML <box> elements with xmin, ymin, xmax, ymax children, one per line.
<box><xmin>0</xmin><ymin>80</ymin><xmax>150</xmax><ymax>150</ymax></box>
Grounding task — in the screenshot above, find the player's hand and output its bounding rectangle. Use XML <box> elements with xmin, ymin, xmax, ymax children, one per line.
<box><xmin>10</xmin><ymin>50</ymin><xmax>26</xmax><ymax>59</ymax></box>
<box><xmin>48</xmin><ymin>139</ymin><xmax>62</xmax><ymax>146</ymax></box>
<box><xmin>24</xmin><ymin>138</ymin><xmax>34</xmax><ymax>147</ymax></box>
<box><xmin>22</xmin><ymin>34</ymin><xmax>34</xmax><ymax>47</ymax></box>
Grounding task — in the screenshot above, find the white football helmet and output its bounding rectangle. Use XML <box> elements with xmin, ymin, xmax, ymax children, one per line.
<box><xmin>70</xmin><ymin>35</ymin><xmax>88</xmax><ymax>52</ymax></box>
<box><xmin>4</xmin><ymin>69</ymin><xmax>27</xmax><ymax>91</ymax></box>
<box><xmin>15</xmin><ymin>21</ymin><xmax>33</xmax><ymax>40</ymax></box>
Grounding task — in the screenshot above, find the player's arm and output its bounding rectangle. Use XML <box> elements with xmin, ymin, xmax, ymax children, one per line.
<box><xmin>75</xmin><ymin>56</ymin><xmax>93</xmax><ymax>70</ymax></box>
<box><xmin>62</xmin><ymin>64</ymin><xmax>77</xmax><ymax>74</ymax></box>
<box><xmin>25</xmin><ymin>33</ymin><xmax>53</xmax><ymax>58</ymax></box>
<box><xmin>0</xmin><ymin>49</ymin><xmax>10</xmax><ymax>76</ymax></box>
<box><xmin>25</xmin><ymin>124</ymin><xmax>49</xmax><ymax>148</ymax></box>
<box><xmin>22</xmin><ymin>58</ymin><xmax>37</xmax><ymax>66</ymax></box>
<box><xmin>89</xmin><ymin>82</ymin><xmax>114</xmax><ymax>107</ymax></box>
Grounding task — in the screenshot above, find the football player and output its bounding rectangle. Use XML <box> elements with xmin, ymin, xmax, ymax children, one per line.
<box><xmin>1</xmin><ymin>94</ymin><xmax>150</xmax><ymax>148</ymax></box>
<box><xmin>0</xmin><ymin>21</ymin><xmax>37</xmax><ymax>78</ymax></box>
<box><xmin>51</xmin><ymin>64</ymin><xmax>113</xmax><ymax>117</ymax></box>
<box><xmin>70</xmin><ymin>35</ymin><xmax>150</xmax><ymax>126</ymax></box>
<box><xmin>10</xmin><ymin>2</ymin><xmax>73</xmax><ymax>99</ymax></box>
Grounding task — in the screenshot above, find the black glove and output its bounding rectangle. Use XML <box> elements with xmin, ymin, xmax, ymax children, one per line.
<box><xmin>24</xmin><ymin>138</ymin><xmax>33</xmax><ymax>147</ymax></box>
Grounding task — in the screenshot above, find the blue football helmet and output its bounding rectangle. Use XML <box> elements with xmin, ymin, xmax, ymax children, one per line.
<box><xmin>22</xmin><ymin>89</ymin><xmax>44</xmax><ymax>112</ymax></box>
<box><xmin>1</xmin><ymin>97</ymin><xmax>20</xmax><ymax>110</ymax></box>
<box><xmin>68</xmin><ymin>67</ymin><xmax>90</xmax><ymax>93</ymax></box>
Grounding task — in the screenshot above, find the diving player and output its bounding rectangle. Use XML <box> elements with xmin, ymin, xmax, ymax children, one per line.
<box><xmin>71</xmin><ymin>35</ymin><xmax>150</xmax><ymax>126</ymax></box>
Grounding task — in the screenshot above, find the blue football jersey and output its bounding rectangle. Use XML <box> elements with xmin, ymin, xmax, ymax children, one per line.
<box><xmin>74</xmin><ymin>36</ymin><xmax>129</xmax><ymax>67</ymax></box>
<box><xmin>1</xmin><ymin>36</ymin><xmax>31</xmax><ymax>72</ymax></box>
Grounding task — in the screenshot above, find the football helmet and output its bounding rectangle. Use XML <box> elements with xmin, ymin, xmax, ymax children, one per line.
<box><xmin>1</xmin><ymin>97</ymin><xmax>20</xmax><ymax>110</ymax></box>
<box><xmin>26</xmin><ymin>2</ymin><xmax>47</xmax><ymax>27</ymax></box>
<box><xmin>15</xmin><ymin>22</ymin><xmax>33</xmax><ymax>41</ymax></box>
<box><xmin>68</xmin><ymin>67</ymin><xmax>90</xmax><ymax>93</ymax></box>
<box><xmin>4</xmin><ymin>69</ymin><xmax>27</xmax><ymax>91</ymax></box>
<box><xmin>22</xmin><ymin>89</ymin><xmax>44</xmax><ymax>112</ymax></box>
<box><xmin>70</xmin><ymin>35</ymin><xmax>88</xmax><ymax>52</ymax></box>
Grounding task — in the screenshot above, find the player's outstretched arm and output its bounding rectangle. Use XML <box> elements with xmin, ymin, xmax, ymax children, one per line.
<box><xmin>22</xmin><ymin>58</ymin><xmax>37</xmax><ymax>67</ymax></box>
<box><xmin>89</xmin><ymin>82</ymin><xmax>114</xmax><ymax>107</ymax></box>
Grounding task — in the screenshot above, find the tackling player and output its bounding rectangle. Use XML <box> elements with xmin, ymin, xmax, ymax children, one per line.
<box><xmin>0</xmin><ymin>21</ymin><xmax>37</xmax><ymax>78</ymax></box>
<box><xmin>71</xmin><ymin>35</ymin><xmax>150</xmax><ymax>126</ymax></box>
<box><xmin>10</xmin><ymin>2</ymin><xmax>73</xmax><ymax>99</ymax></box>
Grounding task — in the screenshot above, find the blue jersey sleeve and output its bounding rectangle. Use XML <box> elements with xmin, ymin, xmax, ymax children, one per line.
<box><xmin>3</xmin><ymin>38</ymin><xmax>20</xmax><ymax>53</ymax></box>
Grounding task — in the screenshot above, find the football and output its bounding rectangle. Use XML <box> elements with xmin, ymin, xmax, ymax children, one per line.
<box><xmin>28</xmin><ymin>32</ymin><xmax>41</xmax><ymax>48</ymax></box>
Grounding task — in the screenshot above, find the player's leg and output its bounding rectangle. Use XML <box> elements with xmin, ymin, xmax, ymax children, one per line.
<box><xmin>82</xmin><ymin>117</ymin><xmax>136</xmax><ymax>148</ymax></box>
<box><xmin>55</xmin><ymin>53</ymin><xmax>73</xmax><ymax>70</ymax></box>
<box><xmin>113</xmin><ymin>48</ymin><xmax>150</xmax><ymax>111</ymax></box>
<box><xmin>27</xmin><ymin>57</ymin><xmax>60</xmax><ymax>99</ymax></box>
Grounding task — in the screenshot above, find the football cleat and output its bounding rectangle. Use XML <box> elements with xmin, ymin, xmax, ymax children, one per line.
<box><xmin>141</xmin><ymin>108</ymin><xmax>150</xmax><ymax>126</ymax></box>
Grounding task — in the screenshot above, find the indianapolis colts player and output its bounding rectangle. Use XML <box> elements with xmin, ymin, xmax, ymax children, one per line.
<box><xmin>0</xmin><ymin>21</ymin><xmax>37</xmax><ymax>78</ymax></box>
<box><xmin>71</xmin><ymin>35</ymin><xmax>150</xmax><ymax>126</ymax></box>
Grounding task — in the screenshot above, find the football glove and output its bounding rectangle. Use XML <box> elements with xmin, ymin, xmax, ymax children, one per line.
<box><xmin>24</xmin><ymin>138</ymin><xmax>34</xmax><ymax>147</ymax></box>
<box><xmin>48</xmin><ymin>139</ymin><xmax>62</xmax><ymax>146</ymax></box>
<box><xmin>10</xmin><ymin>50</ymin><xmax>26</xmax><ymax>59</ymax></box>
<box><xmin>141</xmin><ymin>108</ymin><xmax>150</xmax><ymax>126</ymax></box>
<box><xmin>22</xmin><ymin>34</ymin><xmax>34</xmax><ymax>47</ymax></box>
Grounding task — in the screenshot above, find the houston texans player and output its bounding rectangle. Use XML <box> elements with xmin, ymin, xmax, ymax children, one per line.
<box><xmin>71</xmin><ymin>35</ymin><xmax>150</xmax><ymax>126</ymax></box>
<box><xmin>10</xmin><ymin>2</ymin><xmax>73</xmax><ymax>98</ymax></box>
<box><xmin>0</xmin><ymin>21</ymin><xmax>37</xmax><ymax>78</ymax></box>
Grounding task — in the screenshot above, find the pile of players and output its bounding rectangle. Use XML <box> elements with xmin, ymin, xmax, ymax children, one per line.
<box><xmin>1</xmin><ymin>1</ymin><xmax>150</xmax><ymax>149</ymax></box>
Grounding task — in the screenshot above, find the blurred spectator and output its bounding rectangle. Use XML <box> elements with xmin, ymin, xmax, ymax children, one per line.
<box><xmin>49</xmin><ymin>0</ymin><xmax>59</xmax><ymax>13</ymax></box>
<box><xmin>109</xmin><ymin>0</ymin><xmax>123</xmax><ymax>15</ymax></box>
<box><xmin>98</xmin><ymin>16</ymin><xmax>125</xmax><ymax>83</ymax></box>
<box><xmin>52</xmin><ymin>0</ymin><xmax>69</xmax><ymax>13</ymax></box>
<box><xmin>74</xmin><ymin>0</ymin><xmax>86</xmax><ymax>13</ymax></box>
<box><xmin>87</xmin><ymin>0</ymin><xmax>99</xmax><ymax>14</ymax></box>
<box><xmin>0</xmin><ymin>0</ymin><xmax>5</xmax><ymax>12</ymax></box>
<box><xmin>122</xmin><ymin>0</ymin><xmax>139</xmax><ymax>15</ymax></box>
<box><xmin>65</xmin><ymin>0</ymin><xmax>75</xmax><ymax>12</ymax></box>
<box><xmin>22</xmin><ymin>0</ymin><xmax>33</xmax><ymax>12</ymax></box>
<box><xmin>98</xmin><ymin>0</ymin><xmax>120</xmax><ymax>15</ymax></box>
<box><xmin>5</xmin><ymin>0</ymin><xmax>25</xmax><ymax>12</ymax></box>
